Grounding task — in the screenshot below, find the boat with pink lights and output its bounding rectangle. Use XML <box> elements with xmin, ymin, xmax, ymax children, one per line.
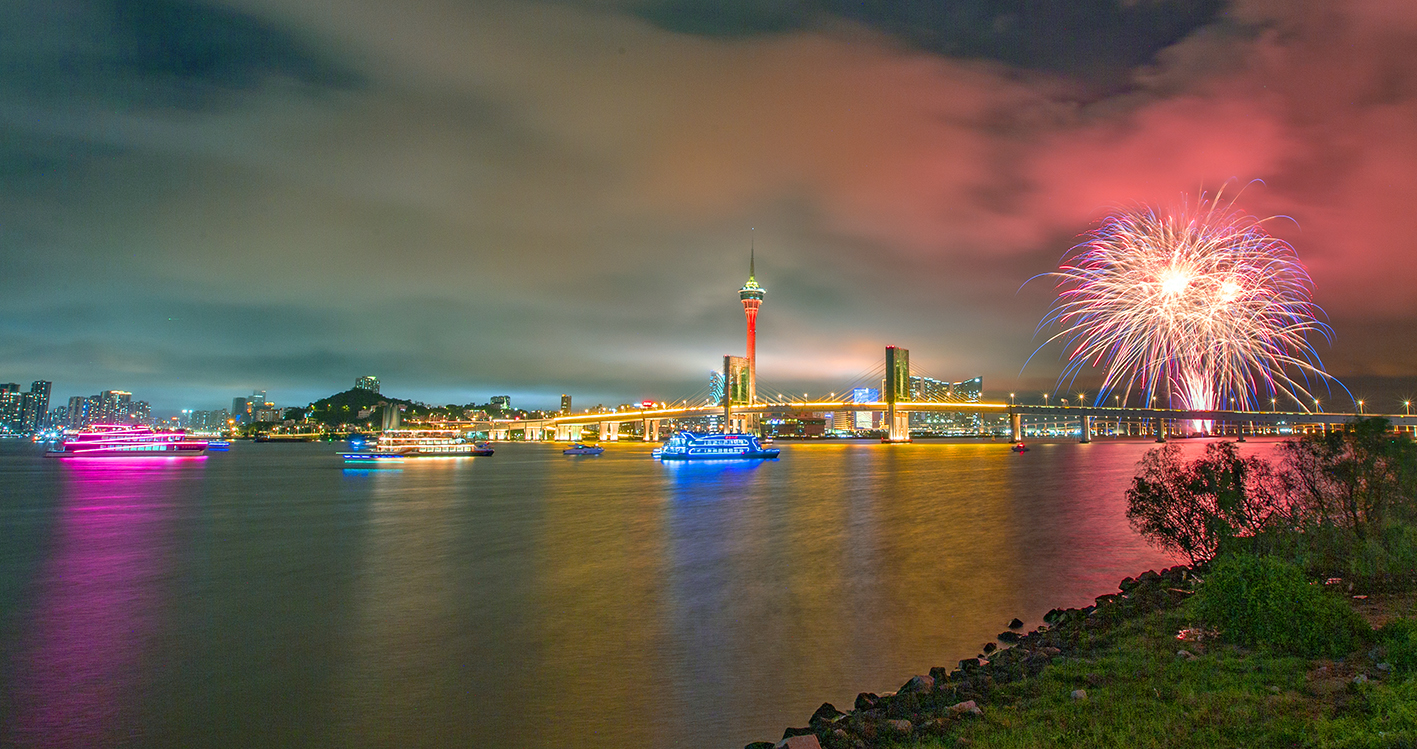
<box><xmin>45</xmin><ymin>424</ymin><xmax>208</xmax><ymax>458</ymax></box>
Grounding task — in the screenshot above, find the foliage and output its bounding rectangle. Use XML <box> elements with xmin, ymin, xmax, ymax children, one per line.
<box><xmin>901</xmin><ymin>605</ymin><xmax>1417</xmax><ymax>749</ymax></box>
<box><xmin>1125</xmin><ymin>441</ymin><xmax>1291</xmax><ymax>565</ymax></box>
<box><xmin>1278</xmin><ymin>418</ymin><xmax>1417</xmax><ymax>540</ymax></box>
<box><xmin>1193</xmin><ymin>553</ymin><xmax>1367</xmax><ymax>657</ymax></box>
<box><xmin>1376</xmin><ymin>618</ymin><xmax>1417</xmax><ymax>677</ymax></box>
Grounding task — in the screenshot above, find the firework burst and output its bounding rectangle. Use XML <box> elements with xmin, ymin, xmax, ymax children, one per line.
<box><xmin>1034</xmin><ymin>192</ymin><xmax>1338</xmax><ymax>416</ymax></box>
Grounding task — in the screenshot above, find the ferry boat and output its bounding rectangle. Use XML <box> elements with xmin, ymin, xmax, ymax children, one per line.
<box><xmin>562</xmin><ymin>443</ymin><xmax>604</xmax><ymax>456</ymax></box>
<box><xmin>46</xmin><ymin>424</ymin><xmax>208</xmax><ymax>458</ymax></box>
<box><xmin>340</xmin><ymin>429</ymin><xmax>493</xmax><ymax>462</ymax></box>
<box><xmin>652</xmin><ymin>432</ymin><xmax>780</xmax><ymax>461</ymax></box>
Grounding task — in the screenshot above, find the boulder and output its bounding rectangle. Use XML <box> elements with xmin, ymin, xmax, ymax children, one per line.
<box><xmin>884</xmin><ymin>719</ymin><xmax>913</xmax><ymax>737</ymax></box>
<box><xmin>782</xmin><ymin>726</ymin><xmax>814</xmax><ymax>740</ymax></box>
<box><xmin>949</xmin><ymin>699</ymin><xmax>983</xmax><ymax>717</ymax></box>
<box><xmin>917</xmin><ymin>717</ymin><xmax>953</xmax><ymax>737</ymax></box>
<box><xmin>853</xmin><ymin>692</ymin><xmax>879</xmax><ymax>711</ymax></box>
<box><xmin>1071</xmin><ymin>689</ymin><xmax>1087</xmax><ymax>701</ymax></box>
<box><xmin>900</xmin><ymin>674</ymin><xmax>935</xmax><ymax>694</ymax></box>
<box><xmin>776</xmin><ymin>736</ymin><xmax>822</xmax><ymax>749</ymax></box>
<box><xmin>809</xmin><ymin>703</ymin><xmax>845</xmax><ymax>725</ymax></box>
<box><xmin>997</xmin><ymin>631</ymin><xmax>1022</xmax><ymax>643</ymax></box>
<box><xmin>1008</xmin><ymin>617</ymin><xmax>1025</xmax><ymax>629</ymax></box>
<box><xmin>982</xmin><ymin>642</ymin><xmax>997</xmax><ymax>654</ymax></box>
<box><xmin>958</xmin><ymin>657</ymin><xmax>981</xmax><ymax>671</ymax></box>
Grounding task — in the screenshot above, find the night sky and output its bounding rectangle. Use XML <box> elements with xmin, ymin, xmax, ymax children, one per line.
<box><xmin>4</xmin><ymin>0</ymin><xmax>1416</xmax><ymax>412</ymax></box>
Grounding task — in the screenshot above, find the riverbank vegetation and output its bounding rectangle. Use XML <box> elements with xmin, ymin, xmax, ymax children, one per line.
<box><xmin>755</xmin><ymin>418</ymin><xmax>1417</xmax><ymax>749</ymax></box>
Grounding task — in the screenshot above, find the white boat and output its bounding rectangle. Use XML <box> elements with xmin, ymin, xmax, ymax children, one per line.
<box><xmin>562</xmin><ymin>443</ymin><xmax>604</xmax><ymax>456</ymax></box>
<box><xmin>652</xmin><ymin>432</ymin><xmax>780</xmax><ymax>461</ymax></box>
<box><xmin>46</xmin><ymin>424</ymin><xmax>208</xmax><ymax>458</ymax></box>
<box><xmin>341</xmin><ymin>429</ymin><xmax>493</xmax><ymax>462</ymax></box>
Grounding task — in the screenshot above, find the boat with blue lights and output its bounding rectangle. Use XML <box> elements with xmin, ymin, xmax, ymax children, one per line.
<box><xmin>563</xmin><ymin>443</ymin><xmax>604</xmax><ymax>456</ymax></box>
<box><xmin>341</xmin><ymin>429</ymin><xmax>493</xmax><ymax>462</ymax></box>
<box><xmin>652</xmin><ymin>432</ymin><xmax>780</xmax><ymax>461</ymax></box>
<box><xmin>46</xmin><ymin>424</ymin><xmax>208</xmax><ymax>458</ymax></box>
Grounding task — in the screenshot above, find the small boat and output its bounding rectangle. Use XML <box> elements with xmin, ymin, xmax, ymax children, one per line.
<box><xmin>1011</xmin><ymin>442</ymin><xmax>1030</xmax><ymax>453</ymax></box>
<box><xmin>207</xmin><ymin>440</ymin><xmax>231</xmax><ymax>451</ymax></box>
<box><xmin>563</xmin><ymin>443</ymin><xmax>604</xmax><ymax>456</ymax></box>
<box><xmin>652</xmin><ymin>432</ymin><xmax>780</xmax><ymax>461</ymax></box>
<box><xmin>46</xmin><ymin>424</ymin><xmax>208</xmax><ymax>458</ymax></box>
<box><xmin>341</xmin><ymin>429</ymin><xmax>493</xmax><ymax>462</ymax></box>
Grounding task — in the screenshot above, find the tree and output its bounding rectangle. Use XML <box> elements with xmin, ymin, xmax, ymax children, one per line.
<box><xmin>1125</xmin><ymin>441</ymin><xmax>1290</xmax><ymax>564</ymax></box>
<box><xmin>1278</xmin><ymin>417</ymin><xmax>1417</xmax><ymax>539</ymax></box>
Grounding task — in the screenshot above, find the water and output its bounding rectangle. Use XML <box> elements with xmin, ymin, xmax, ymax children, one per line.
<box><xmin>0</xmin><ymin>437</ymin><xmax>1280</xmax><ymax>748</ymax></box>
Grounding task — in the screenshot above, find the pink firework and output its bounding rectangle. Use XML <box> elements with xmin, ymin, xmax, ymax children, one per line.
<box><xmin>1035</xmin><ymin>193</ymin><xmax>1337</xmax><ymax>415</ymax></box>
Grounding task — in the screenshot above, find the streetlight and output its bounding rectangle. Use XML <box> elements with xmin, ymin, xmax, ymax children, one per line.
<box><xmin>1358</xmin><ymin>400</ymin><xmax>1365</xmax><ymax>414</ymax></box>
<box><xmin>1271</xmin><ymin>397</ymin><xmax>1276</xmax><ymax>412</ymax></box>
<box><xmin>1043</xmin><ymin>393</ymin><xmax>1049</xmax><ymax>407</ymax></box>
<box><xmin>1405</xmin><ymin>400</ymin><xmax>1411</xmax><ymax>416</ymax></box>
<box><xmin>1009</xmin><ymin>393</ymin><xmax>1015</xmax><ymax>406</ymax></box>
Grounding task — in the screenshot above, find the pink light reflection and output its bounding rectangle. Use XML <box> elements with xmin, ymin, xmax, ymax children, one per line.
<box><xmin>3</xmin><ymin>461</ymin><xmax>190</xmax><ymax>746</ymax></box>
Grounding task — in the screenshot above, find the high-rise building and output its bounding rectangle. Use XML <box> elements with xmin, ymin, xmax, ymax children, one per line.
<box><xmin>356</xmin><ymin>376</ymin><xmax>380</xmax><ymax>393</ymax></box>
<box><xmin>0</xmin><ymin>384</ymin><xmax>22</xmax><ymax>431</ymax></box>
<box><xmin>490</xmin><ymin>395</ymin><xmax>511</xmax><ymax>411</ymax></box>
<box><xmin>232</xmin><ymin>397</ymin><xmax>249</xmax><ymax>422</ymax></box>
<box><xmin>560</xmin><ymin>394</ymin><xmax>572</xmax><ymax>415</ymax></box>
<box><xmin>23</xmin><ymin>381</ymin><xmax>51</xmax><ymax>431</ymax></box>
<box><xmin>738</xmin><ymin>246</ymin><xmax>764</xmax><ymax>405</ymax></box>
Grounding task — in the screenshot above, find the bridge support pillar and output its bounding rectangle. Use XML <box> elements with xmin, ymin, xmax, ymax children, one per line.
<box><xmin>642</xmin><ymin>418</ymin><xmax>660</xmax><ymax>442</ymax></box>
<box><xmin>1153</xmin><ymin>418</ymin><xmax>1166</xmax><ymax>443</ymax></box>
<box><xmin>598</xmin><ymin>421</ymin><xmax>620</xmax><ymax>441</ymax></box>
<box><xmin>1010</xmin><ymin>412</ymin><xmax>1022</xmax><ymax>443</ymax></box>
<box><xmin>1080</xmin><ymin>415</ymin><xmax>1093</xmax><ymax>444</ymax></box>
<box><xmin>555</xmin><ymin>424</ymin><xmax>576</xmax><ymax>441</ymax></box>
<box><xmin>886</xmin><ymin>411</ymin><xmax>910</xmax><ymax>443</ymax></box>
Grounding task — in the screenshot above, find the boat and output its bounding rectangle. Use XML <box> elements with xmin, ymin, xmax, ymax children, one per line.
<box><xmin>45</xmin><ymin>424</ymin><xmax>208</xmax><ymax>458</ymax></box>
<box><xmin>652</xmin><ymin>432</ymin><xmax>780</xmax><ymax>461</ymax></box>
<box><xmin>207</xmin><ymin>440</ymin><xmax>231</xmax><ymax>451</ymax></box>
<box><xmin>563</xmin><ymin>443</ymin><xmax>604</xmax><ymax>456</ymax></box>
<box><xmin>1011</xmin><ymin>442</ymin><xmax>1030</xmax><ymax>453</ymax></box>
<box><xmin>340</xmin><ymin>429</ymin><xmax>493</xmax><ymax>462</ymax></box>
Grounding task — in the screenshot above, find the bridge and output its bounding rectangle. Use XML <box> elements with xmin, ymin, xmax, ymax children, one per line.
<box><xmin>448</xmin><ymin>345</ymin><xmax>1417</xmax><ymax>443</ymax></box>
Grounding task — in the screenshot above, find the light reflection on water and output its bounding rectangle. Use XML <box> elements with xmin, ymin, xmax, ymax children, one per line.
<box><xmin>0</xmin><ymin>438</ymin><xmax>1281</xmax><ymax>748</ymax></box>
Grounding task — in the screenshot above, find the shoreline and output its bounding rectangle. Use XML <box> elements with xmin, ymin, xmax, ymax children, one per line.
<box><xmin>746</xmin><ymin>565</ymin><xmax>1199</xmax><ymax>749</ymax></box>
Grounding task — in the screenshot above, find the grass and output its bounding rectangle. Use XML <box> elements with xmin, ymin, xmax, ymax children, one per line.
<box><xmin>893</xmin><ymin>603</ymin><xmax>1417</xmax><ymax>749</ymax></box>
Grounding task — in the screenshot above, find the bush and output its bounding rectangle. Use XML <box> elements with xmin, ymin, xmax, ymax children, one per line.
<box><xmin>1377</xmin><ymin>618</ymin><xmax>1417</xmax><ymax>677</ymax></box>
<box><xmin>1194</xmin><ymin>553</ymin><xmax>1368</xmax><ymax>657</ymax></box>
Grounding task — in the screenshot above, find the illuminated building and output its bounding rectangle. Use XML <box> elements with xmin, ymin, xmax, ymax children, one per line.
<box><xmin>356</xmin><ymin>376</ymin><xmax>380</xmax><ymax>393</ymax></box>
<box><xmin>907</xmin><ymin>375</ymin><xmax>984</xmax><ymax>434</ymax></box>
<box><xmin>738</xmin><ymin>248</ymin><xmax>764</xmax><ymax>404</ymax></box>
<box><xmin>560</xmin><ymin>394</ymin><xmax>572</xmax><ymax>415</ymax></box>
<box><xmin>852</xmin><ymin>387</ymin><xmax>880</xmax><ymax>430</ymax></box>
<box><xmin>490</xmin><ymin>395</ymin><xmax>511</xmax><ymax>411</ymax></box>
<box><xmin>0</xmin><ymin>384</ymin><xmax>21</xmax><ymax>431</ymax></box>
<box><xmin>22</xmin><ymin>381</ymin><xmax>51</xmax><ymax>431</ymax></box>
<box><xmin>232</xmin><ymin>397</ymin><xmax>249</xmax><ymax>422</ymax></box>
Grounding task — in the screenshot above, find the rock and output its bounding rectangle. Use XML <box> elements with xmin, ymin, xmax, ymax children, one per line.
<box><xmin>810</xmin><ymin>703</ymin><xmax>845</xmax><ymax>725</ymax></box>
<box><xmin>853</xmin><ymin>692</ymin><xmax>878</xmax><ymax>711</ymax></box>
<box><xmin>1378</xmin><ymin>662</ymin><xmax>1393</xmax><ymax>672</ymax></box>
<box><xmin>782</xmin><ymin>726</ymin><xmax>814</xmax><ymax>740</ymax></box>
<box><xmin>1071</xmin><ymin>689</ymin><xmax>1087</xmax><ymax>701</ymax></box>
<box><xmin>998</xmin><ymin>631</ymin><xmax>1022</xmax><ymax>643</ymax></box>
<box><xmin>1043</xmin><ymin>608</ymin><xmax>1065</xmax><ymax>623</ymax></box>
<box><xmin>746</xmin><ymin>743</ymin><xmax>776</xmax><ymax>749</ymax></box>
<box><xmin>776</xmin><ymin>736</ymin><xmax>822</xmax><ymax>749</ymax></box>
<box><xmin>1041</xmin><ymin>646</ymin><xmax>1063</xmax><ymax>658</ymax></box>
<box><xmin>949</xmin><ymin>699</ymin><xmax>983</xmax><ymax>717</ymax></box>
<box><xmin>1177</xmin><ymin>649</ymin><xmax>1196</xmax><ymax>660</ymax></box>
<box><xmin>1353</xmin><ymin>673</ymin><xmax>1369</xmax><ymax>685</ymax></box>
<box><xmin>982</xmin><ymin>642</ymin><xmax>997</xmax><ymax>654</ymax></box>
<box><xmin>1008</xmin><ymin>617</ymin><xmax>1025</xmax><ymax>629</ymax></box>
<box><xmin>900</xmin><ymin>674</ymin><xmax>935</xmax><ymax>694</ymax></box>
<box><xmin>884</xmin><ymin>719</ymin><xmax>913</xmax><ymax>737</ymax></box>
<box><xmin>918</xmin><ymin>717</ymin><xmax>952</xmax><ymax>737</ymax></box>
<box><xmin>959</xmin><ymin>657</ymin><xmax>981</xmax><ymax>672</ymax></box>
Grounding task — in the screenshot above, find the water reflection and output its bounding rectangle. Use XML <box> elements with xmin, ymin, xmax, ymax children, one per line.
<box><xmin>4</xmin><ymin>460</ymin><xmax>193</xmax><ymax>747</ymax></box>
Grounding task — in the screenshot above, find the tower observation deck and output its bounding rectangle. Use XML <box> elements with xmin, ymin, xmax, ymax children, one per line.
<box><xmin>739</xmin><ymin>248</ymin><xmax>764</xmax><ymax>404</ymax></box>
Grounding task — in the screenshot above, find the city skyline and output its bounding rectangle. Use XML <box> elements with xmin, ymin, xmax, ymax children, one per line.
<box><xmin>4</xmin><ymin>1</ymin><xmax>1417</xmax><ymax>412</ymax></box>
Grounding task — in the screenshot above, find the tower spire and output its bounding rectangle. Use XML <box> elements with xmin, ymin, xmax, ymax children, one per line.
<box><xmin>750</xmin><ymin>229</ymin><xmax>755</xmax><ymax>280</ymax></box>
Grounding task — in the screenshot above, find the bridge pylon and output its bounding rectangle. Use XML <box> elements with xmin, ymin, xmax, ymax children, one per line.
<box><xmin>884</xmin><ymin>346</ymin><xmax>911</xmax><ymax>443</ymax></box>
